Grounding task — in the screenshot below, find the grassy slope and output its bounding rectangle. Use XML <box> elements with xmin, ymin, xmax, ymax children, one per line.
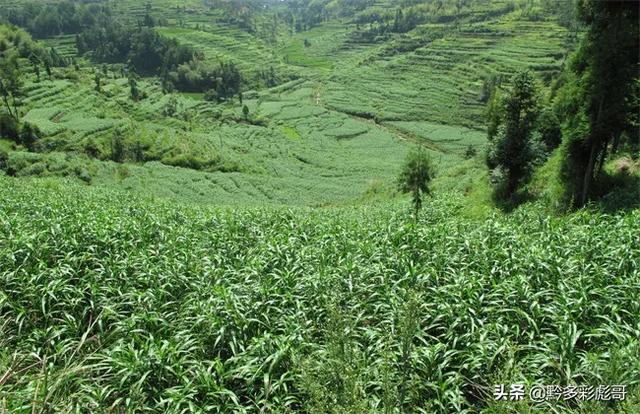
<box><xmin>6</xmin><ymin>1</ymin><xmax>571</xmax><ymax>209</ymax></box>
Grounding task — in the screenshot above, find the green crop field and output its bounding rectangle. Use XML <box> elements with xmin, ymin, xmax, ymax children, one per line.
<box><xmin>1</xmin><ymin>178</ymin><xmax>639</xmax><ymax>413</ymax></box>
<box><xmin>0</xmin><ymin>0</ymin><xmax>638</xmax><ymax>412</ymax></box>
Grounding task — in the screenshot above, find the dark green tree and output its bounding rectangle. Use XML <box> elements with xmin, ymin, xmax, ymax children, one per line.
<box><xmin>0</xmin><ymin>50</ymin><xmax>23</xmax><ymax>121</ymax></box>
<box><xmin>487</xmin><ymin>71</ymin><xmax>539</xmax><ymax>197</ymax></box>
<box><xmin>163</xmin><ymin>95</ymin><xmax>179</xmax><ymax>117</ymax></box>
<box><xmin>397</xmin><ymin>147</ymin><xmax>435</xmax><ymax>220</ymax></box>
<box><xmin>558</xmin><ymin>1</ymin><xmax>639</xmax><ymax>207</ymax></box>
<box><xmin>0</xmin><ymin>114</ymin><xmax>20</xmax><ymax>142</ymax></box>
<box><xmin>485</xmin><ymin>85</ymin><xmax>502</xmax><ymax>141</ymax></box>
<box><xmin>464</xmin><ymin>145</ymin><xmax>477</xmax><ymax>159</ymax></box>
<box><xmin>536</xmin><ymin>108</ymin><xmax>561</xmax><ymax>151</ymax></box>
<box><xmin>110</xmin><ymin>130</ymin><xmax>125</xmax><ymax>163</ymax></box>
<box><xmin>94</xmin><ymin>72</ymin><xmax>102</xmax><ymax>93</ymax></box>
<box><xmin>204</xmin><ymin>88</ymin><xmax>218</xmax><ymax>103</ymax></box>
<box><xmin>0</xmin><ymin>149</ymin><xmax>8</xmax><ymax>172</ymax></box>
<box><xmin>29</xmin><ymin>55</ymin><xmax>41</xmax><ymax>82</ymax></box>
<box><xmin>242</xmin><ymin>105</ymin><xmax>249</xmax><ymax>120</ymax></box>
<box><xmin>19</xmin><ymin>122</ymin><xmax>39</xmax><ymax>151</ymax></box>
<box><xmin>129</xmin><ymin>76</ymin><xmax>140</xmax><ymax>101</ymax></box>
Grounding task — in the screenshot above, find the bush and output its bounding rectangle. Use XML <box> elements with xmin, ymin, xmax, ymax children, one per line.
<box><xmin>19</xmin><ymin>123</ymin><xmax>41</xmax><ymax>150</ymax></box>
<box><xmin>536</xmin><ymin>108</ymin><xmax>562</xmax><ymax>151</ymax></box>
<box><xmin>204</xmin><ymin>89</ymin><xmax>218</xmax><ymax>102</ymax></box>
<box><xmin>116</xmin><ymin>165</ymin><xmax>130</xmax><ymax>180</ymax></box>
<box><xmin>76</xmin><ymin>168</ymin><xmax>92</xmax><ymax>184</ymax></box>
<box><xmin>0</xmin><ymin>114</ymin><xmax>20</xmax><ymax>142</ymax></box>
<box><xmin>464</xmin><ymin>145</ymin><xmax>477</xmax><ymax>159</ymax></box>
<box><xmin>18</xmin><ymin>161</ymin><xmax>46</xmax><ymax>177</ymax></box>
<box><xmin>162</xmin><ymin>153</ymin><xmax>216</xmax><ymax>171</ymax></box>
<box><xmin>0</xmin><ymin>149</ymin><xmax>8</xmax><ymax>172</ymax></box>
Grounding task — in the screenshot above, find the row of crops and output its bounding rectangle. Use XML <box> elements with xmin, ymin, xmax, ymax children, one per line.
<box><xmin>1</xmin><ymin>177</ymin><xmax>638</xmax><ymax>413</ymax></box>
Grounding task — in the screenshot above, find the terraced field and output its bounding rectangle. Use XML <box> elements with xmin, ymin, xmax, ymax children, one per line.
<box><xmin>2</xmin><ymin>0</ymin><xmax>574</xmax><ymax>208</ymax></box>
<box><xmin>156</xmin><ymin>25</ymin><xmax>293</xmax><ymax>80</ymax></box>
<box><xmin>324</xmin><ymin>16</ymin><xmax>569</xmax><ymax>127</ymax></box>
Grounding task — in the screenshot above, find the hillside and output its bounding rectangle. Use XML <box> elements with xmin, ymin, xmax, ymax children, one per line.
<box><xmin>0</xmin><ymin>0</ymin><xmax>574</xmax><ymax>206</ymax></box>
<box><xmin>0</xmin><ymin>0</ymin><xmax>639</xmax><ymax>413</ymax></box>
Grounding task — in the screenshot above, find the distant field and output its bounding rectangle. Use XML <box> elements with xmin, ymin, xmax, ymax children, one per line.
<box><xmin>1</xmin><ymin>0</ymin><xmax>573</xmax><ymax>206</ymax></box>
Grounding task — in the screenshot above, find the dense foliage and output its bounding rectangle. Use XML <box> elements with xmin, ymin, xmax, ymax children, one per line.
<box><xmin>0</xmin><ymin>1</ymin><xmax>162</xmax><ymax>39</ymax></box>
<box><xmin>555</xmin><ymin>0</ymin><xmax>639</xmax><ymax>207</ymax></box>
<box><xmin>486</xmin><ymin>71</ymin><xmax>539</xmax><ymax>198</ymax></box>
<box><xmin>0</xmin><ymin>1</ymin><xmax>243</xmax><ymax>94</ymax></box>
<box><xmin>1</xmin><ymin>178</ymin><xmax>638</xmax><ymax>413</ymax></box>
<box><xmin>170</xmin><ymin>59</ymin><xmax>242</xmax><ymax>99</ymax></box>
<box><xmin>76</xmin><ymin>23</ymin><xmax>195</xmax><ymax>76</ymax></box>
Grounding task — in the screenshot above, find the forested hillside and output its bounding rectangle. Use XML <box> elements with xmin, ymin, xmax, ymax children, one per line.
<box><xmin>0</xmin><ymin>0</ymin><xmax>638</xmax><ymax>412</ymax></box>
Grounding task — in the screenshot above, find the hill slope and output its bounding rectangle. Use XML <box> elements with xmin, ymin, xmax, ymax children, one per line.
<box><xmin>1</xmin><ymin>0</ymin><xmax>572</xmax><ymax>206</ymax></box>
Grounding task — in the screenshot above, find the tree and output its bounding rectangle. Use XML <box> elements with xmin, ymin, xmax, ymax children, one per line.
<box><xmin>536</xmin><ymin>108</ymin><xmax>561</xmax><ymax>151</ymax></box>
<box><xmin>397</xmin><ymin>147</ymin><xmax>435</xmax><ymax>220</ymax></box>
<box><xmin>464</xmin><ymin>145</ymin><xmax>477</xmax><ymax>159</ymax></box>
<box><xmin>0</xmin><ymin>50</ymin><xmax>23</xmax><ymax>121</ymax></box>
<box><xmin>558</xmin><ymin>1</ymin><xmax>639</xmax><ymax>207</ymax></box>
<box><xmin>0</xmin><ymin>114</ymin><xmax>20</xmax><ymax>142</ymax></box>
<box><xmin>110</xmin><ymin>130</ymin><xmax>125</xmax><ymax>162</ymax></box>
<box><xmin>204</xmin><ymin>88</ymin><xmax>218</xmax><ymax>102</ymax></box>
<box><xmin>29</xmin><ymin>55</ymin><xmax>41</xmax><ymax>82</ymax></box>
<box><xmin>19</xmin><ymin>122</ymin><xmax>39</xmax><ymax>151</ymax></box>
<box><xmin>94</xmin><ymin>72</ymin><xmax>102</xmax><ymax>93</ymax></box>
<box><xmin>486</xmin><ymin>71</ymin><xmax>539</xmax><ymax>197</ymax></box>
<box><xmin>163</xmin><ymin>95</ymin><xmax>179</xmax><ymax>116</ymax></box>
<box><xmin>485</xmin><ymin>85</ymin><xmax>502</xmax><ymax>141</ymax></box>
<box><xmin>0</xmin><ymin>149</ymin><xmax>8</xmax><ymax>172</ymax></box>
<box><xmin>129</xmin><ymin>76</ymin><xmax>140</xmax><ymax>101</ymax></box>
<box><xmin>242</xmin><ymin>105</ymin><xmax>249</xmax><ymax>120</ymax></box>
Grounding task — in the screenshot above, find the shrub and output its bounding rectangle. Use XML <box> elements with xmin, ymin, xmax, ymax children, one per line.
<box><xmin>76</xmin><ymin>167</ymin><xmax>92</xmax><ymax>184</ymax></box>
<box><xmin>464</xmin><ymin>145</ymin><xmax>477</xmax><ymax>159</ymax></box>
<box><xmin>0</xmin><ymin>114</ymin><xmax>20</xmax><ymax>142</ymax></box>
<box><xmin>536</xmin><ymin>108</ymin><xmax>562</xmax><ymax>151</ymax></box>
<box><xmin>116</xmin><ymin>164</ymin><xmax>130</xmax><ymax>180</ymax></box>
<box><xmin>0</xmin><ymin>149</ymin><xmax>8</xmax><ymax>172</ymax></box>
<box><xmin>19</xmin><ymin>123</ymin><xmax>41</xmax><ymax>151</ymax></box>
<box><xmin>162</xmin><ymin>153</ymin><xmax>215</xmax><ymax>171</ymax></box>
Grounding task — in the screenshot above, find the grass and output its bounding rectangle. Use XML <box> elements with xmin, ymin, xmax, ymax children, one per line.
<box><xmin>0</xmin><ymin>176</ymin><xmax>638</xmax><ymax>412</ymax></box>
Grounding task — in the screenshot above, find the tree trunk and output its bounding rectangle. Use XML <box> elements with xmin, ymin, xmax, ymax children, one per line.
<box><xmin>0</xmin><ymin>84</ymin><xmax>15</xmax><ymax>120</ymax></box>
<box><xmin>611</xmin><ymin>132</ymin><xmax>621</xmax><ymax>154</ymax></box>
<box><xmin>580</xmin><ymin>96</ymin><xmax>606</xmax><ymax>207</ymax></box>
<box><xmin>580</xmin><ymin>140</ymin><xmax>597</xmax><ymax>207</ymax></box>
<box><xmin>10</xmin><ymin>94</ymin><xmax>19</xmax><ymax>122</ymax></box>
<box><xmin>595</xmin><ymin>136</ymin><xmax>610</xmax><ymax>177</ymax></box>
<box><xmin>413</xmin><ymin>189</ymin><xmax>421</xmax><ymax>222</ymax></box>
